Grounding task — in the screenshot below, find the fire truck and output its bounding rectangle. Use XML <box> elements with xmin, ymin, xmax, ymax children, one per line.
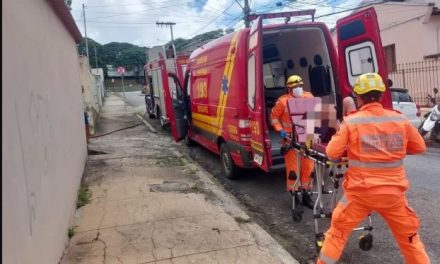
<box><xmin>161</xmin><ymin>8</ymin><xmax>392</xmax><ymax>178</ymax></box>
<box><xmin>144</xmin><ymin>46</ymin><xmax>189</xmax><ymax>131</ymax></box>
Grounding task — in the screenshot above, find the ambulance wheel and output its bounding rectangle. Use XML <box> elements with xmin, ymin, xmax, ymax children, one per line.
<box><xmin>292</xmin><ymin>212</ymin><xmax>302</xmax><ymax>222</ymax></box>
<box><xmin>359</xmin><ymin>234</ymin><xmax>373</xmax><ymax>251</ymax></box>
<box><xmin>220</xmin><ymin>143</ymin><xmax>239</xmax><ymax>180</ymax></box>
<box><xmin>185</xmin><ymin>133</ymin><xmax>194</xmax><ymax>147</ymax></box>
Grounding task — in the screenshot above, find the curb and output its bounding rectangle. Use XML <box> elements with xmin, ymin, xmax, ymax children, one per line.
<box><xmin>135</xmin><ymin>113</ymin><xmax>158</xmax><ymax>133</ymax></box>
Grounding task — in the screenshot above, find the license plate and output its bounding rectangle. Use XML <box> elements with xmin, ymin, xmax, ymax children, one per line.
<box><xmin>253</xmin><ymin>153</ymin><xmax>263</xmax><ymax>166</ymax></box>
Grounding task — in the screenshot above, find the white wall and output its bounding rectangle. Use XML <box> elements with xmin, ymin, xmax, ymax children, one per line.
<box><xmin>2</xmin><ymin>0</ymin><xmax>87</xmax><ymax>263</ymax></box>
<box><xmin>375</xmin><ymin>3</ymin><xmax>440</xmax><ymax>63</ymax></box>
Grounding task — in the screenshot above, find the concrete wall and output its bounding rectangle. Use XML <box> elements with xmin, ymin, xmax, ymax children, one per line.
<box><xmin>80</xmin><ymin>57</ymin><xmax>103</xmax><ymax>135</ymax></box>
<box><xmin>91</xmin><ymin>68</ymin><xmax>106</xmax><ymax>99</ymax></box>
<box><xmin>2</xmin><ymin>0</ymin><xmax>87</xmax><ymax>263</ymax></box>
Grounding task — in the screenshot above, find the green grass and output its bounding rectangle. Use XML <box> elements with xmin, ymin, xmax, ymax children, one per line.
<box><xmin>68</xmin><ymin>226</ymin><xmax>77</xmax><ymax>239</ymax></box>
<box><xmin>76</xmin><ymin>186</ymin><xmax>92</xmax><ymax>208</ymax></box>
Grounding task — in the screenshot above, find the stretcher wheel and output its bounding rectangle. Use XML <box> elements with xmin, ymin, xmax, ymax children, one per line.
<box><xmin>315</xmin><ymin>233</ymin><xmax>325</xmax><ymax>253</ymax></box>
<box><xmin>292</xmin><ymin>212</ymin><xmax>302</xmax><ymax>222</ymax></box>
<box><xmin>359</xmin><ymin>234</ymin><xmax>373</xmax><ymax>251</ymax></box>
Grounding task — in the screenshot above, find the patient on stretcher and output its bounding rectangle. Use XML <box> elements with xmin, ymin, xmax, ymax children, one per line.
<box><xmin>286</xmin><ymin>96</ymin><xmax>338</xmax><ymax>154</ymax></box>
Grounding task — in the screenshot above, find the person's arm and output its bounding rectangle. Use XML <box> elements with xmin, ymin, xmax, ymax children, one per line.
<box><xmin>406</xmin><ymin>122</ymin><xmax>426</xmax><ymax>155</ymax></box>
<box><xmin>342</xmin><ymin>97</ymin><xmax>356</xmax><ymax>116</ymax></box>
<box><xmin>270</xmin><ymin>99</ymin><xmax>284</xmax><ymax>132</ymax></box>
<box><xmin>326</xmin><ymin>121</ymin><xmax>349</xmax><ymax>160</ymax></box>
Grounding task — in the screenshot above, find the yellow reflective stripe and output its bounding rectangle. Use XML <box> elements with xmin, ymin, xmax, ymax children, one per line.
<box><xmin>192</xmin><ymin>32</ymin><xmax>240</xmax><ymax>136</ymax></box>
<box><xmin>348</xmin><ymin>159</ymin><xmax>403</xmax><ymax>168</ymax></box>
<box><xmin>346</xmin><ymin>115</ymin><xmax>407</xmax><ymax>125</ymax></box>
<box><xmin>193</xmin><ymin>119</ymin><xmax>219</xmax><ymax>135</ymax></box>
<box><xmin>319</xmin><ymin>252</ymin><xmax>337</xmax><ymax>264</ymax></box>
<box><xmin>217</xmin><ymin>32</ymin><xmax>239</xmax><ymax>135</ymax></box>
<box><xmin>250</xmin><ymin>139</ymin><xmax>264</xmax><ymax>152</ymax></box>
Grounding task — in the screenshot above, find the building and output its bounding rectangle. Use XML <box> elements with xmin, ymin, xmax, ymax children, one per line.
<box><xmin>333</xmin><ymin>0</ymin><xmax>440</xmax><ymax>105</ymax></box>
<box><xmin>2</xmin><ymin>0</ymin><xmax>87</xmax><ymax>263</ymax></box>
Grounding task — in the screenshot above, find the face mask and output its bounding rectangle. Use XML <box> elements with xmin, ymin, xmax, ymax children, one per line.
<box><xmin>291</xmin><ymin>87</ymin><xmax>304</xmax><ymax>97</ymax></box>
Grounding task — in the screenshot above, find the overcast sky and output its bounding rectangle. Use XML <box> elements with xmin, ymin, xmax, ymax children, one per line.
<box><xmin>71</xmin><ymin>0</ymin><xmax>366</xmax><ymax>47</ymax></box>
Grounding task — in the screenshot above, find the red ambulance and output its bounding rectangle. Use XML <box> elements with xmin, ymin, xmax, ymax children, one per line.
<box><xmin>164</xmin><ymin>8</ymin><xmax>392</xmax><ymax>178</ymax></box>
<box><xmin>144</xmin><ymin>46</ymin><xmax>189</xmax><ymax>131</ymax></box>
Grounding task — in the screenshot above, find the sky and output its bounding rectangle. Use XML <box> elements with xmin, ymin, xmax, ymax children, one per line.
<box><xmin>70</xmin><ymin>0</ymin><xmax>367</xmax><ymax>47</ymax></box>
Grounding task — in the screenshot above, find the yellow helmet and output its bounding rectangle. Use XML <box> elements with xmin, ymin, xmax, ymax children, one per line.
<box><xmin>286</xmin><ymin>75</ymin><xmax>304</xmax><ymax>88</ymax></box>
<box><xmin>353</xmin><ymin>73</ymin><xmax>386</xmax><ymax>95</ymax></box>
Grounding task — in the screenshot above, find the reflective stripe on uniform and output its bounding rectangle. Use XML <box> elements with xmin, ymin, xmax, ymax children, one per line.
<box><xmin>281</xmin><ymin>121</ymin><xmax>291</xmax><ymax>128</ymax></box>
<box><xmin>319</xmin><ymin>252</ymin><xmax>338</xmax><ymax>264</ymax></box>
<box><xmin>346</xmin><ymin>115</ymin><xmax>407</xmax><ymax>125</ymax></box>
<box><xmin>339</xmin><ymin>195</ymin><xmax>348</xmax><ymax>205</ymax></box>
<box><xmin>348</xmin><ymin>159</ymin><xmax>403</xmax><ymax>168</ymax></box>
<box><xmin>271</xmin><ymin>119</ymin><xmax>281</xmax><ymax>125</ymax></box>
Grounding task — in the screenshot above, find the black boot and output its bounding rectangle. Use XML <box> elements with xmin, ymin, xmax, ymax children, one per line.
<box><xmin>302</xmin><ymin>191</ymin><xmax>314</xmax><ymax>209</ymax></box>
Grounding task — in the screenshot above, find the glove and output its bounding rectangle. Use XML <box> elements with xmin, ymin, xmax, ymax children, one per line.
<box><xmin>279</xmin><ymin>130</ymin><xmax>288</xmax><ymax>138</ymax></box>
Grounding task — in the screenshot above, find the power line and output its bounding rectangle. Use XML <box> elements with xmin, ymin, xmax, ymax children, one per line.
<box><xmin>185</xmin><ymin>1</ymin><xmax>238</xmax><ymax>38</ymax></box>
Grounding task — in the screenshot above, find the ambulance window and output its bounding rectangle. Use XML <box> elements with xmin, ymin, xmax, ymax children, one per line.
<box><xmin>248</xmin><ymin>54</ymin><xmax>256</xmax><ymax>109</ymax></box>
<box><xmin>339</xmin><ymin>20</ymin><xmax>365</xmax><ymax>41</ymax></box>
<box><xmin>344</xmin><ymin>41</ymin><xmax>378</xmax><ymax>87</ymax></box>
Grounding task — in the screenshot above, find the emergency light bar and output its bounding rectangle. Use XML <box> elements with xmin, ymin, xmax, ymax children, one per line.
<box><xmin>247</xmin><ymin>9</ymin><xmax>316</xmax><ymax>22</ymax></box>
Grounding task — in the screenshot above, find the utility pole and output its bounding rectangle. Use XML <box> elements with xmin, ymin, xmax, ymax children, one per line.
<box><xmin>244</xmin><ymin>0</ymin><xmax>250</xmax><ymax>28</ymax></box>
<box><xmin>235</xmin><ymin>0</ymin><xmax>251</xmax><ymax>28</ymax></box>
<box><xmin>82</xmin><ymin>3</ymin><xmax>90</xmax><ymax>64</ymax></box>
<box><xmin>156</xmin><ymin>22</ymin><xmax>177</xmax><ymax>59</ymax></box>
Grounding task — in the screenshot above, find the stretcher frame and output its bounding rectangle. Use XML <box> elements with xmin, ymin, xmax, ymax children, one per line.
<box><xmin>284</xmin><ymin>97</ymin><xmax>374</xmax><ymax>252</ymax></box>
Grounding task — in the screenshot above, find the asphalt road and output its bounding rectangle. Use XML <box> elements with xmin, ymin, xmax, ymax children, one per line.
<box><xmin>120</xmin><ymin>92</ymin><xmax>440</xmax><ymax>264</ymax></box>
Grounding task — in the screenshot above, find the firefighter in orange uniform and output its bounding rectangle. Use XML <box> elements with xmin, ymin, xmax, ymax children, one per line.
<box><xmin>317</xmin><ymin>73</ymin><xmax>430</xmax><ymax>264</ymax></box>
<box><xmin>271</xmin><ymin>75</ymin><xmax>315</xmax><ymax>209</ymax></box>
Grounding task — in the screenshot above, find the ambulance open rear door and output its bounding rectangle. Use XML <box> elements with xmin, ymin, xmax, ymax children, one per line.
<box><xmin>247</xmin><ymin>16</ymin><xmax>272</xmax><ymax>171</ymax></box>
<box><xmin>336</xmin><ymin>7</ymin><xmax>392</xmax><ymax>108</ymax></box>
<box><xmin>162</xmin><ymin>69</ymin><xmax>188</xmax><ymax>142</ymax></box>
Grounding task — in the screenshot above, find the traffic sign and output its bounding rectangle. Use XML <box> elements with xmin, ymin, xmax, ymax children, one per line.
<box><xmin>117</xmin><ymin>66</ymin><xmax>125</xmax><ymax>75</ymax></box>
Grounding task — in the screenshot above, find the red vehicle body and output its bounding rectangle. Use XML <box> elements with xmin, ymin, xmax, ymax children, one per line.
<box><xmin>144</xmin><ymin>46</ymin><xmax>189</xmax><ymax>132</ymax></box>
<box><xmin>162</xmin><ymin>8</ymin><xmax>392</xmax><ymax>178</ymax></box>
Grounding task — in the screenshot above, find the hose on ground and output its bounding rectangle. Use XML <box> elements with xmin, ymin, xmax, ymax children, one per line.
<box><xmin>90</xmin><ymin>122</ymin><xmax>143</xmax><ymax>138</ymax></box>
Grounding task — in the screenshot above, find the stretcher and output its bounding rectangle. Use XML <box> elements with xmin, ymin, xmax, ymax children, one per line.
<box><xmin>284</xmin><ymin>97</ymin><xmax>374</xmax><ymax>252</ymax></box>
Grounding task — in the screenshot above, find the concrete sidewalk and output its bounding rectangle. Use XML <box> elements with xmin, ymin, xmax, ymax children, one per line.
<box><xmin>61</xmin><ymin>94</ymin><xmax>298</xmax><ymax>264</ymax></box>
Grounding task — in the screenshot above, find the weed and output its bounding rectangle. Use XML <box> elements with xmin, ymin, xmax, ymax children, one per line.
<box><xmin>68</xmin><ymin>226</ymin><xmax>77</xmax><ymax>239</ymax></box>
<box><xmin>234</xmin><ymin>216</ymin><xmax>251</xmax><ymax>224</ymax></box>
<box><xmin>76</xmin><ymin>186</ymin><xmax>92</xmax><ymax>208</ymax></box>
<box><xmin>190</xmin><ymin>182</ymin><xmax>202</xmax><ymax>193</ymax></box>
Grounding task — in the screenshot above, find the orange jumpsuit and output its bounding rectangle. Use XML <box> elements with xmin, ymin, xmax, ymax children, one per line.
<box><xmin>271</xmin><ymin>92</ymin><xmax>315</xmax><ymax>191</ymax></box>
<box><xmin>317</xmin><ymin>102</ymin><xmax>430</xmax><ymax>264</ymax></box>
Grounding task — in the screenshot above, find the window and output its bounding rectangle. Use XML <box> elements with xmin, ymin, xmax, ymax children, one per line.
<box><xmin>345</xmin><ymin>41</ymin><xmax>378</xmax><ymax>87</ymax></box>
<box><xmin>391</xmin><ymin>91</ymin><xmax>413</xmax><ymax>103</ymax></box>
<box><xmin>248</xmin><ymin>54</ymin><xmax>256</xmax><ymax>109</ymax></box>
<box><xmin>339</xmin><ymin>20</ymin><xmax>366</xmax><ymax>41</ymax></box>
<box><xmin>383</xmin><ymin>44</ymin><xmax>396</xmax><ymax>72</ymax></box>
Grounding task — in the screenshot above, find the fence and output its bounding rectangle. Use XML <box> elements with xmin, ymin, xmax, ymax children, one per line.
<box><xmin>388</xmin><ymin>60</ymin><xmax>440</xmax><ymax>106</ymax></box>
